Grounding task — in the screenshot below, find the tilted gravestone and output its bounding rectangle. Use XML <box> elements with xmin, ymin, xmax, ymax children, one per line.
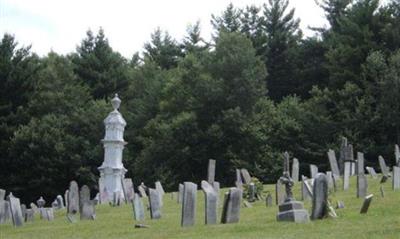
<box><xmin>221</xmin><ymin>188</ymin><xmax>242</xmax><ymax>224</ymax></box>
<box><xmin>392</xmin><ymin>166</ymin><xmax>400</xmax><ymax>190</ymax></box>
<box><xmin>201</xmin><ymin>181</ymin><xmax>218</xmax><ymax>225</ymax></box>
<box><xmin>360</xmin><ymin>194</ymin><xmax>373</xmax><ymax>214</ymax></box>
<box><xmin>241</xmin><ymin>169</ymin><xmax>252</xmax><ymax>185</ymax></box>
<box><xmin>275</xmin><ymin>180</ymin><xmax>285</xmax><ymax>205</ymax></box>
<box><xmin>177</xmin><ymin>184</ymin><xmax>184</xmax><ymax>204</ymax></box>
<box><xmin>327</xmin><ymin>149</ymin><xmax>340</xmax><ymax>177</ymax></box>
<box><xmin>343</xmin><ymin>161</ymin><xmax>351</xmax><ymax>190</ymax></box>
<box><xmin>207</xmin><ymin>159</ymin><xmax>216</xmax><ymax>184</ymax></box>
<box><xmin>366</xmin><ymin>167</ymin><xmax>378</xmax><ymax>179</ymax></box>
<box><xmin>235</xmin><ymin>169</ymin><xmax>243</xmax><ymax>188</ymax></box>
<box><xmin>311</xmin><ymin>173</ymin><xmax>328</xmax><ymax>220</ymax></box>
<box><xmin>291</xmin><ymin>158</ymin><xmax>299</xmax><ymax>182</ymax></box>
<box><xmin>122</xmin><ymin>178</ymin><xmax>135</xmax><ymax>203</ymax></box>
<box><xmin>68</xmin><ymin>181</ymin><xmax>79</xmax><ymax>214</ymax></box>
<box><xmin>181</xmin><ymin>182</ymin><xmax>197</xmax><ymax>227</ymax></box>
<box><xmin>132</xmin><ymin>193</ymin><xmax>145</xmax><ymax>221</ymax></box>
<box><xmin>9</xmin><ymin>195</ymin><xmax>24</xmax><ymax>227</ymax></box>
<box><xmin>149</xmin><ymin>188</ymin><xmax>162</xmax><ymax>219</ymax></box>
<box><xmin>310</xmin><ymin>164</ymin><xmax>318</xmax><ymax>178</ymax></box>
<box><xmin>378</xmin><ymin>155</ymin><xmax>390</xmax><ymax>176</ymax></box>
<box><xmin>357</xmin><ymin>174</ymin><xmax>368</xmax><ymax>198</ymax></box>
<box><xmin>301</xmin><ymin>176</ymin><xmax>313</xmax><ymax>201</ymax></box>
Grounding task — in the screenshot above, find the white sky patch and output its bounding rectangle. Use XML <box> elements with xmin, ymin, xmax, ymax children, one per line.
<box><xmin>0</xmin><ymin>0</ymin><xmax>327</xmax><ymax>58</ymax></box>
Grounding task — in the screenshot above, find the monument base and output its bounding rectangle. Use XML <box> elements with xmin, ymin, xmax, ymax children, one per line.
<box><xmin>276</xmin><ymin>200</ymin><xmax>309</xmax><ymax>223</ymax></box>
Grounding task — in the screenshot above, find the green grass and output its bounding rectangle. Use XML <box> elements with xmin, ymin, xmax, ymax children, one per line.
<box><xmin>2</xmin><ymin>175</ymin><xmax>400</xmax><ymax>239</ymax></box>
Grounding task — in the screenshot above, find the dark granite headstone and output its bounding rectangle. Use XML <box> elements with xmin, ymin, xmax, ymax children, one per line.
<box><xmin>360</xmin><ymin>194</ymin><xmax>373</xmax><ymax>214</ymax></box>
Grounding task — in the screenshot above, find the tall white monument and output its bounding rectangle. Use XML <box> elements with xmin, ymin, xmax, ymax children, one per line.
<box><xmin>98</xmin><ymin>94</ymin><xmax>127</xmax><ymax>203</ymax></box>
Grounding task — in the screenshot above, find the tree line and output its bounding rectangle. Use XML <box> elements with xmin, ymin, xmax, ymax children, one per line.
<box><xmin>0</xmin><ymin>0</ymin><xmax>400</xmax><ymax>204</ymax></box>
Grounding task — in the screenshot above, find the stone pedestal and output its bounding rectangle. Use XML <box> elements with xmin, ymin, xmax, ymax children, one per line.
<box><xmin>277</xmin><ymin>200</ymin><xmax>309</xmax><ymax>223</ymax></box>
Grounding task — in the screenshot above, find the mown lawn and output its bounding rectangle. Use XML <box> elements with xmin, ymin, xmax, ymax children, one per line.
<box><xmin>1</xmin><ymin>175</ymin><xmax>400</xmax><ymax>239</ymax></box>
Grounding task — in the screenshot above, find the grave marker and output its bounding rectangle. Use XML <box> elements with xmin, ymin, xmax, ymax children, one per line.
<box><xmin>343</xmin><ymin>161</ymin><xmax>351</xmax><ymax>190</ymax></box>
<box><xmin>310</xmin><ymin>164</ymin><xmax>318</xmax><ymax>178</ymax></box>
<box><xmin>291</xmin><ymin>158</ymin><xmax>299</xmax><ymax>182</ymax></box>
<box><xmin>122</xmin><ymin>178</ymin><xmax>135</xmax><ymax>203</ymax></box>
<box><xmin>221</xmin><ymin>188</ymin><xmax>242</xmax><ymax>224</ymax></box>
<box><xmin>392</xmin><ymin>166</ymin><xmax>400</xmax><ymax>190</ymax></box>
<box><xmin>240</xmin><ymin>169</ymin><xmax>252</xmax><ymax>184</ymax></box>
<box><xmin>9</xmin><ymin>195</ymin><xmax>24</xmax><ymax>227</ymax></box>
<box><xmin>360</xmin><ymin>194</ymin><xmax>373</xmax><ymax>214</ymax></box>
<box><xmin>327</xmin><ymin>149</ymin><xmax>340</xmax><ymax>176</ymax></box>
<box><xmin>311</xmin><ymin>173</ymin><xmax>328</xmax><ymax>220</ymax></box>
<box><xmin>132</xmin><ymin>193</ymin><xmax>145</xmax><ymax>221</ymax></box>
<box><xmin>68</xmin><ymin>181</ymin><xmax>79</xmax><ymax>214</ymax></box>
<box><xmin>357</xmin><ymin>174</ymin><xmax>368</xmax><ymax>198</ymax></box>
<box><xmin>149</xmin><ymin>189</ymin><xmax>161</xmax><ymax>219</ymax></box>
<box><xmin>181</xmin><ymin>182</ymin><xmax>197</xmax><ymax>227</ymax></box>
<box><xmin>378</xmin><ymin>155</ymin><xmax>390</xmax><ymax>176</ymax></box>
<box><xmin>207</xmin><ymin>159</ymin><xmax>216</xmax><ymax>184</ymax></box>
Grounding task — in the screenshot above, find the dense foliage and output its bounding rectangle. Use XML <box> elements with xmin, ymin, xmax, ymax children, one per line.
<box><xmin>0</xmin><ymin>0</ymin><xmax>399</xmax><ymax>204</ymax></box>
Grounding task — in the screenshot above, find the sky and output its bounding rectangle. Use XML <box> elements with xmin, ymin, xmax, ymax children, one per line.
<box><xmin>0</xmin><ymin>0</ymin><xmax>328</xmax><ymax>58</ymax></box>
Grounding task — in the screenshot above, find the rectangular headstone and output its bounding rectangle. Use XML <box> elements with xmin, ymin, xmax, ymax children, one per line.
<box><xmin>64</xmin><ymin>190</ymin><xmax>69</xmax><ymax>209</ymax></box>
<box><xmin>25</xmin><ymin>209</ymin><xmax>34</xmax><ymax>222</ymax></box>
<box><xmin>357</xmin><ymin>152</ymin><xmax>365</xmax><ymax>175</ymax></box>
<box><xmin>241</xmin><ymin>169</ymin><xmax>252</xmax><ymax>184</ymax></box>
<box><xmin>221</xmin><ymin>188</ymin><xmax>242</xmax><ymax>224</ymax></box>
<box><xmin>310</xmin><ymin>164</ymin><xmax>318</xmax><ymax>178</ymax></box>
<box><xmin>201</xmin><ymin>181</ymin><xmax>218</xmax><ymax>225</ymax></box>
<box><xmin>366</xmin><ymin>167</ymin><xmax>378</xmax><ymax>179</ymax></box>
<box><xmin>360</xmin><ymin>194</ymin><xmax>373</xmax><ymax>214</ymax></box>
<box><xmin>235</xmin><ymin>169</ymin><xmax>243</xmax><ymax>188</ymax></box>
<box><xmin>155</xmin><ymin>181</ymin><xmax>164</xmax><ymax>207</ymax></box>
<box><xmin>357</xmin><ymin>175</ymin><xmax>368</xmax><ymax>198</ymax></box>
<box><xmin>392</xmin><ymin>166</ymin><xmax>400</xmax><ymax>190</ymax></box>
<box><xmin>395</xmin><ymin>144</ymin><xmax>400</xmax><ymax>166</ymax></box>
<box><xmin>207</xmin><ymin>159</ymin><xmax>216</xmax><ymax>184</ymax></box>
<box><xmin>181</xmin><ymin>182</ymin><xmax>197</xmax><ymax>227</ymax></box>
<box><xmin>326</xmin><ymin>171</ymin><xmax>334</xmax><ymax>191</ymax></box>
<box><xmin>178</xmin><ymin>184</ymin><xmax>184</xmax><ymax>204</ymax></box>
<box><xmin>9</xmin><ymin>196</ymin><xmax>24</xmax><ymax>227</ymax></box>
<box><xmin>122</xmin><ymin>178</ymin><xmax>135</xmax><ymax>203</ymax></box>
<box><xmin>379</xmin><ymin>156</ymin><xmax>389</xmax><ymax>176</ymax></box>
<box><xmin>275</xmin><ymin>180</ymin><xmax>285</xmax><ymax>205</ymax></box>
<box><xmin>149</xmin><ymin>188</ymin><xmax>161</xmax><ymax>219</ymax></box>
<box><xmin>291</xmin><ymin>158</ymin><xmax>299</xmax><ymax>182</ymax></box>
<box><xmin>0</xmin><ymin>200</ymin><xmax>9</xmax><ymax>224</ymax></box>
<box><xmin>0</xmin><ymin>189</ymin><xmax>5</xmax><ymax>201</ymax></box>
<box><xmin>327</xmin><ymin>149</ymin><xmax>340</xmax><ymax>176</ymax></box>
<box><xmin>132</xmin><ymin>193</ymin><xmax>145</xmax><ymax>221</ymax></box>
<box><xmin>343</xmin><ymin>161</ymin><xmax>351</xmax><ymax>190</ymax></box>
<box><xmin>43</xmin><ymin>208</ymin><xmax>54</xmax><ymax>221</ymax></box>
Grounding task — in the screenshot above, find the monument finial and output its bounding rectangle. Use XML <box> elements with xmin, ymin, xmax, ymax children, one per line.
<box><xmin>111</xmin><ymin>93</ymin><xmax>121</xmax><ymax>111</ymax></box>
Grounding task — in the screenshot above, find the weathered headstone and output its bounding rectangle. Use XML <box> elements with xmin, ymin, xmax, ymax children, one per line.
<box><xmin>392</xmin><ymin>166</ymin><xmax>400</xmax><ymax>190</ymax></box>
<box><xmin>343</xmin><ymin>161</ymin><xmax>351</xmax><ymax>190</ymax></box>
<box><xmin>42</xmin><ymin>208</ymin><xmax>54</xmax><ymax>221</ymax></box>
<box><xmin>64</xmin><ymin>190</ymin><xmax>69</xmax><ymax>209</ymax></box>
<box><xmin>366</xmin><ymin>166</ymin><xmax>378</xmax><ymax>179</ymax></box>
<box><xmin>248</xmin><ymin>183</ymin><xmax>256</xmax><ymax>202</ymax></box>
<box><xmin>395</xmin><ymin>144</ymin><xmax>400</xmax><ymax>166</ymax></box>
<box><xmin>360</xmin><ymin>194</ymin><xmax>373</xmax><ymax>214</ymax></box>
<box><xmin>138</xmin><ymin>185</ymin><xmax>147</xmax><ymax>198</ymax></box>
<box><xmin>378</xmin><ymin>155</ymin><xmax>390</xmax><ymax>176</ymax></box>
<box><xmin>221</xmin><ymin>188</ymin><xmax>242</xmax><ymax>224</ymax></box>
<box><xmin>327</xmin><ymin>149</ymin><xmax>340</xmax><ymax>176</ymax></box>
<box><xmin>177</xmin><ymin>184</ymin><xmax>184</xmax><ymax>204</ymax></box>
<box><xmin>9</xmin><ymin>195</ymin><xmax>24</xmax><ymax>227</ymax></box>
<box><xmin>311</xmin><ymin>173</ymin><xmax>328</xmax><ymax>220</ymax></box>
<box><xmin>56</xmin><ymin>195</ymin><xmax>64</xmax><ymax>209</ymax></box>
<box><xmin>266</xmin><ymin>193</ymin><xmax>273</xmax><ymax>207</ymax></box>
<box><xmin>0</xmin><ymin>200</ymin><xmax>10</xmax><ymax>224</ymax></box>
<box><xmin>132</xmin><ymin>193</ymin><xmax>145</xmax><ymax>221</ymax></box>
<box><xmin>68</xmin><ymin>181</ymin><xmax>79</xmax><ymax>214</ymax></box>
<box><xmin>301</xmin><ymin>176</ymin><xmax>313</xmax><ymax>201</ymax></box>
<box><xmin>149</xmin><ymin>188</ymin><xmax>161</xmax><ymax>219</ymax></box>
<box><xmin>235</xmin><ymin>169</ymin><xmax>243</xmax><ymax>188</ymax></box>
<box><xmin>326</xmin><ymin>171</ymin><xmax>334</xmax><ymax>190</ymax></box>
<box><xmin>339</xmin><ymin>137</ymin><xmax>348</xmax><ymax>175</ymax></box>
<box><xmin>155</xmin><ymin>181</ymin><xmax>164</xmax><ymax>207</ymax></box>
<box><xmin>207</xmin><ymin>159</ymin><xmax>216</xmax><ymax>184</ymax></box>
<box><xmin>275</xmin><ymin>180</ymin><xmax>285</xmax><ymax>205</ymax></box>
<box><xmin>20</xmin><ymin>204</ymin><xmax>26</xmax><ymax>220</ymax></box>
<box><xmin>122</xmin><ymin>178</ymin><xmax>135</xmax><ymax>203</ymax></box>
<box><xmin>310</xmin><ymin>164</ymin><xmax>318</xmax><ymax>178</ymax></box>
<box><xmin>201</xmin><ymin>181</ymin><xmax>217</xmax><ymax>225</ymax></box>
<box><xmin>0</xmin><ymin>189</ymin><xmax>5</xmax><ymax>201</ymax></box>
<box><xmin>25</xmin><ymin>209</ymin><xmax>34</xmax><ymax>222</ymax></box>
<box><xmin>291</xmin><ymin>158</ymin><xmax>299</xmax><ymax>182</ymax></box>
<box><xmin>241</xmin><ymin>169</ymin><xmax>252</xmax><ymax>184</ymax></box>
<box><xmin>181</xmin><ymin>182</ymin><xmax>197</xmax><ymax>227</ymax></box>
<box><xmin>357</xmin><ymin>174</ymin><xmax>368</xmax><ymax>198</ymax></box>
<box><xmin>81</xmin><ymin>201</ymin><xmax>96</xmax><ymax>220</ymax></box>
<box><xmin>80</xmin><ymin>185</ymin><xmax>91</xmax><ymax>213</ymax></box>
<box><xmin>37</xmin><ymin>196</ymin><xmax>46</xmax><ymax>208</ymax></box>
<box><xmin>357</xmin><ymin>152</ymin><xmax>365</xmax><ymax>175</ymax></box>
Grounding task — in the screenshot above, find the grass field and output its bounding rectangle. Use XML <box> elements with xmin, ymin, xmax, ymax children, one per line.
<box><xmin>1</xmin><ymin>175</ymin><xmax>400</xmax><ymax>239</ymax></box>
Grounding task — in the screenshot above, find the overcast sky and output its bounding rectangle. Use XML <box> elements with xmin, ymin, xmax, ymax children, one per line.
<box><xmin>0</xmin><ymin>0</ymin><xmax>328</xmax><ymax>58</ymax></box>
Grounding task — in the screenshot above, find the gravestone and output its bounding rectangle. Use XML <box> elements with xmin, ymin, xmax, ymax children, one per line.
<box><xmin>64</xmin><ymin>190</ymin><xmax>69</xmax><ymax>209</ymax></box>
<box><xmin>201</xmin><ymin>181</ymin><xmax>218</xmax><ymax>225</ymax></box>
<box><xmin>0</xmin><ymin>189</ymin><xmax>5</xmax><ymax>200</ymax></box>
<box><xmin>378</xmin><ymin>155</ymin><xmax>390</xmax><ymax>176</ymax></box>
<box><xmin>338</xmin><ymin>137</ymin><xmax>348</xmax><ymax>175</ymax></box>
<box><xmin>98</xmin><ymin>178</ymin><xmax>109</xmax><ymax>204</ymax></box>
<box><xmin>301</xmin><ymin>176</ymin><xmax>313</xmax><ymax>201</ymax></box>
<box><xmin>43</xmin><ymin>208</ymin><xmax>54</xmax><ymax>221</ymax></box>
<box><xmin>336</xmin><ymin>201</ymin><xmax>345</xmax><ymax>209</ymax></box>
<box><xmin>20</xmin><ymin>204</ymin><xmax>26</xmax><ymax>220</ymax></box>
<box><xmin>241</xmin><ymin>169</ymin><xmax>252</xmax><ymax>184</ymax></box>
<box><xmin>212</xmin><ymin>182</ymin><xmax>220</xmax><ymax>196</ymax></box>
<box><xmin>392</xmin><ymin>166</ymin><xmax>400</xmax><ymax>190</ymax></box>
<box><xmin>149</xmin><ymin>188</ymin><xmax>161</xmax><ymax>219</ymax></box>
<box><xmin>177</xmin><ymin>184</ymin><xmax>184</xmax><ymax>204</ymax></box>
<box><xmin>80</xmin><ymin>185</ymin><xmax>91</xmax><ymax>213</ymax></box>
<box><xmin>37</xmin><ymin>196</ymin><xmax>46</xmax><ymax>208</ymax></box>
<box><xmin>327</xmin><ymin>149</ymin><xmax>340</xmax><ymax>176</ymax></box>
<box><xmin>56</xmin><ymin>195</ymin><xmax>64</xmax><ymax>209</ymax></box>
<box><xmin>311</xmin><ymin>173</ymin><xmax>328</xmax><ymax>220</ymax></box>
<box><xmin>395</xmin><ymin>144</ymin><xmax>400</xmax><ymax>166</ymax></box>
<box><xmin>132</xmin><ymin>193</ymin><xmax>145</xmax><ymax>221</ymax></box>
<box><xmin>81</xmin><ymin>201</ymin><xmax>96</xmax><ymax>220</ymax></box>
<box><xmin>343</xmin><ymin>161</ymin><xmax>351</xmax><ymax>190</ymax></box>
<box><xmin>0</xmin><ymin>200</ymin><xmax>10</xmax><ymax>224</ymax></box>
<box><xmin>9</xmin><ymin>195</ymin><xmax>24</xmax><ymax>227</ymax></box>
<box><xmin>366</xmin><ymin>167</ymin><xmax>378</xmax><ymax>179</ymax></box>
<box><xmin>25</xmin><ymin>209</ymin><xmax>34</xmax><ymax>222</ymax></box>
<box><xmin>266</xmin><ymin>193</ymin><xmax>273</xmax><ymax>207</ymax></box>
<box><xmin>207</xmin><ymin>159</ymin><xmax>216</xmax><ymax>184</ymax></box>
<box><xmin>357</xmin><ymin>174</ymin><xmax>368</xmax><ymax>198</ymax></box>
<box><xmin>291</xmin><ymin>158</ymin><xmax>299</xmax><ymax>182</ymax></box>
<box><xmin>221</xmin><ymin>188</ymin><xmax>242</xmax><ymax>224</ymax></box>
<box><xmin>310</xmin><ymin>164</ymin><xmax>318</xmax><ymax>178</ymax></box>
<box><xmin>360</xmin><ymin>194</ymin><xmax>373</xmax><ymax>214</ymax></box>
<box><xmin>235</xmin><ymin>169</ymin><xmax>243</xmax><ymax>188</ymax></box>
<box><xmin>248</xmin><ymin>183</ymin><xmax>256</xmax><ymax>202</ymax></box>
<box><xmin>155</xmin><ymin>181</ymin><xmax>164</xmax><ymax>207</ymax></box>
<box><xmin>326</xmin><ymin>171</ymin><xmax>334</xmax><ymax>190</ymax></box>
<box><xmin>122</xmin><ymin>178</ymin><xmax>135</xmax><ymax>203</ymax></box>
<box><xmin>30</xmin><ymin>203</ymin><xmax>39</xmax><ymax>214</ymax></box>
<box><xmin>181</xmin><ymin>182</ymin><xmax>197</xmax><ymax>227</ymax></box>
<box><xmin>68</xmin><ymin>181</ymin><xmax>79</xmax><ymax>214</ymax></box>
<box><xmin>51</xmin><ymin>200</ymin><xmax>58</xmax><ymax>209</ymax></box>
<box><xmin>357</xmin><ymin>152</ymin><xmax>365</xmax><ymax>175</ymax></box>
<box><xmin>138</xmin><ymin>185</ymin><xmax>147</xmax><ymax>198</ymax></box>
<box><xmin>275</xmin><ymin>180</ymin><xmax>285</xmax><ymax>205</ymax></box>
